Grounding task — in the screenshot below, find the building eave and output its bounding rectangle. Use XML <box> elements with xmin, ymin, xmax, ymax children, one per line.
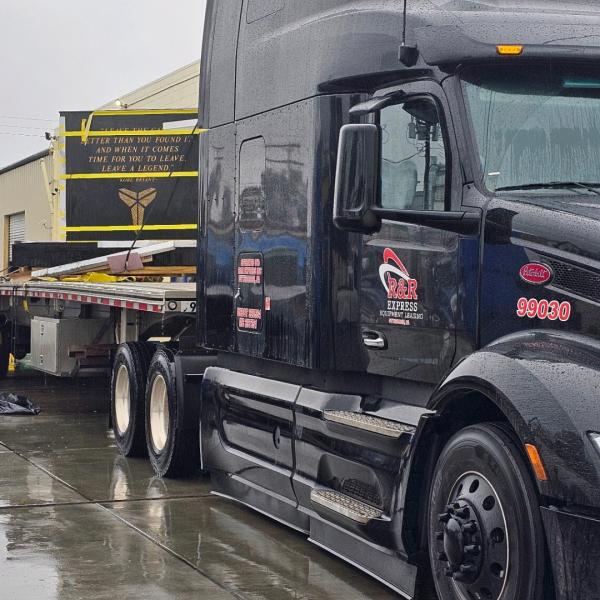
<box><xmin>0</xmin><ymin>149</ymin><xmax>50</xmax><ymax>177</ymax></box>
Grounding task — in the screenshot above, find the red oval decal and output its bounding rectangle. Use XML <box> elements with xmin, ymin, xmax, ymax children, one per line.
<box><xmin>519</xmin><ymin>263</ymin><xmax>553</xmax><ymax>285</ymax></box>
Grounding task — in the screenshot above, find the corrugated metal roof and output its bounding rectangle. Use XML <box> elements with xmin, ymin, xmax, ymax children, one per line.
<box><xmin>0</xmin><ymin>149</ymin><xmax>50</xmax><ymax>177</ymax></box>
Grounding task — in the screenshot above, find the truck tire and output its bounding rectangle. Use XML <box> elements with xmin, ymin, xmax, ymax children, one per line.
<box><xmin>428</xmin><ymin>423</ymin><xmax>547</xmax><ymax>600</ymax></box>
<box><xmin>111</xmin><ymin>342</ymin><xmax>154</xmax><ymax>457</ymax></box>
<box><xmin>145</xmin><ymin>347</ymin><xmax>198</xmax><ymax>478</ymax></box>
<box><xmin>0</xmin><ymin>324</ymin><xmax>10</xmax><ymax>379</ymax></box>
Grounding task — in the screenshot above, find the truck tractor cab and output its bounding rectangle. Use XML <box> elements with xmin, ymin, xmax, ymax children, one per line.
<box><xmin>105</xmin><ymin>2</ymin><xmax>600</xmax><ymax>600</ymax></box>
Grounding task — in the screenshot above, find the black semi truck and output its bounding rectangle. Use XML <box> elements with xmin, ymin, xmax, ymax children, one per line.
<box><xmin>3</xmin><ymin>1</ymin><xmax>600</xmax><ymax>599</ymax></box>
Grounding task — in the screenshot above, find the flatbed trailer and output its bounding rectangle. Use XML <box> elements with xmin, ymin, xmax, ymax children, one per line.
<box><xmin>0</xmin><ymin>280</ymin><xmax>197</xmax><ymax>378</ymax></box>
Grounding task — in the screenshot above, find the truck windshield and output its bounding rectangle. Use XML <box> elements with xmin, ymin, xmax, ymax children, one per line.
<box><xmin>461</xmin><ymin>64</ymin><xmax>600</xmax><ymax>193</ymax></box>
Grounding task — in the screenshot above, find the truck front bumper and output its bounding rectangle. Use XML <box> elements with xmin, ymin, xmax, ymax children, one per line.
<box><xmin>541</xmin><ymin>506</ymin><xmax>600</xmax><ymax>599</ymax></box>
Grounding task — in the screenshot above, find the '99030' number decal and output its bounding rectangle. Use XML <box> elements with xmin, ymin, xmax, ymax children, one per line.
<box><xmin>516</xmin><ymin>298</ymin><xmax>571</xmax><ymax>322</ymax></box>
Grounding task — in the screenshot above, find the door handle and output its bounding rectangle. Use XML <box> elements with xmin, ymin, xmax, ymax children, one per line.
<box><xmin>362</xmin><ymin>330</ymin><xmax>387</xmax><ymax>350</ymax></box>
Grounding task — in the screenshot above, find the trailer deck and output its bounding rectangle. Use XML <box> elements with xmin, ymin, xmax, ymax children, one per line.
<box><xmin>0</xmin><ymin>281</ymin><xmax>197</xmax><ymax>314</ymax></box>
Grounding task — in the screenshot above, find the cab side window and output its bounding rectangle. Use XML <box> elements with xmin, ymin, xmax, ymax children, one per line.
<box><xmin>239</xmin><ymin>137</ymin><xmax>266</xmax><ymax>231</ymax></box>
<box><xmin>380</xmin><ymin>98</ymin><xmax>447</xmax><ymax>212</ymax></box>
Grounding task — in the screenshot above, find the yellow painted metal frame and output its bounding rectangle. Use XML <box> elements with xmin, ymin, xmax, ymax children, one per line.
<box><xmin>61</xmin><ymin>128</ymin><xmax>205</xmax><ymax>137</ymax></box>
<box><xmin>62</xmin><ymin>224</ymin><xmax>197</xmax><ymax>232</ymax></box>
<box><xmin>62</xmin><ymin>108</ymin><xmax>202</xmax><ymax>142</ymax></box>
<box><xmin>61</xmin><ymin>171</ymin><xmax>198</xmax><ymax>180</ymax></box>
<box><xmin>91</xmin><ymin>109</ymin><xmax>198</xmax><ymax>116</ymax></box>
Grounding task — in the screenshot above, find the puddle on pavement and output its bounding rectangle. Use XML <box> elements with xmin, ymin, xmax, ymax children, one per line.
<box><xmin>106</xmin><ymin>496</ymin><xmax>397</xmax><ymax>600</ymax></box>
<box><xmin>0</xmin><ymin>503</ymin><xmax>233</xmax><ymax>600</ymax></box>
<box><xmin>0</xmin><ymin>375</ymin><xmax>398</xmax><ymax>599</ymax></box>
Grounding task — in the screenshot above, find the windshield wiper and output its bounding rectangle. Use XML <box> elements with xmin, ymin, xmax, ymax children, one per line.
<box><xmin>496</xmin><ymin>182</ymin><xmax>600</xmax><ymax>196</ymax></box>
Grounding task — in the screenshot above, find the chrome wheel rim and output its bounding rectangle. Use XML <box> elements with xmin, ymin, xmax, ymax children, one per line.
<box><xmin>150</xmin><ymin>374</ymin><xmax>169</xmax><ymax>453</ymax></box>
<box><xmin>114</xmin><ymin>364</ymin><xmax>131</xmax><ymax>435</ymax></box>
<box><xmin>435</xmin><ymin>471</ymin><xmax>509</xmax><ymax>600</ymax></box>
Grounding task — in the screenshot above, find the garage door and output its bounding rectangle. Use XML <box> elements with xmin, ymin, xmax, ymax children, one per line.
<box><xmin>8</xmin><ymin>212</ymin><xmax>25</xmax><ymax>262</ymax></box>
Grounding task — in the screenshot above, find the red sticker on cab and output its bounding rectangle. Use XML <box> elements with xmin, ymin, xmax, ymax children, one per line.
<box><xmin>516</xmin><ymin>297</ymin><xmax>571</xmax><ymax>322</ymax></box>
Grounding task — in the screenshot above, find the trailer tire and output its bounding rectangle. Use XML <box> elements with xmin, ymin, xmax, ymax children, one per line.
<box><xmin>145</xmin><ymin>347</ymin><xmax>198</xmax><ymax>478</ymax></box>
<box><xmin>428</xmin><ymin>423</ymin><xmax>547</xmax><ymax>600</ymax></box>
<box><xmin>111</xmin><ymin>342</ymin><xmax>154</xmax><ymax>457</ymax></box>
<box><xmin>0</xmin><ymin>324</ymin><xmax>10</xmax><ymax>380</ymax></box>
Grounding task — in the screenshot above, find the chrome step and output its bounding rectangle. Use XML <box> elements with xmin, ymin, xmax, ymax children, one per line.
<box><xmin>323</xmin><ymin>410</ymin><xmax>415</xmax><ymax>438</ymax></box>
<box><xmin>310</xmin><ymin>489</ymin><xmax>383</xmax><ymax>524</ymax></box>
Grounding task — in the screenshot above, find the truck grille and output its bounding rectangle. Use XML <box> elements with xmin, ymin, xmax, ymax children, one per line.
<box><xmin>547</xmin><ymin>259</ymin><xmax>600</xmax><ymax>303</ymax></box>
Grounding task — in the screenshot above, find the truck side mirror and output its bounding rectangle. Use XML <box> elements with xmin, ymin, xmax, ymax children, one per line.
<box><xmin>333</xmin><ymin>124</ymin><xmax>381</xmax><ymax>233</ymax></box>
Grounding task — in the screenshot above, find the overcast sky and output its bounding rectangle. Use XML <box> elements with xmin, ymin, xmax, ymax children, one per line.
<box><xmin>0</xmin><ymin>0</ymin><xmax>207</xmax><ymax>168</ymax></box>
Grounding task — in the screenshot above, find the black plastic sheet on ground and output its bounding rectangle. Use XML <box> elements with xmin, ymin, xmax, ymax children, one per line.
<box><xmin>0</xmin><ymin>393</ymin><xmax>41</xmax><ymax>415</ymax></box>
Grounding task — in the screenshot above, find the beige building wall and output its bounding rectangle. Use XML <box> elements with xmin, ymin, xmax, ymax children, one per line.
<box><xmin>0</xmin><ymin>151</ymin><xmax>54</xmax><ymax>272</ymax></box>
<box><xmin>99</xmin><ymin>61</ymin><xmax>200</xmax><ymax>110</ymax></box>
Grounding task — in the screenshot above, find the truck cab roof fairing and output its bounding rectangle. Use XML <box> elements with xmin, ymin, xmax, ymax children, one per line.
<box><xmin>232</xmin><ymin>0</ymin><xmax>600</xmax><ymax>120</ymax></box>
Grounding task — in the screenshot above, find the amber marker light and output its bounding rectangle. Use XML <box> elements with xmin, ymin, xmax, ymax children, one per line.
<box><xmin>497</xmin><ymin>44</ymin><xmax>524</xmax><ymax>56</ymax></box>
<box><xmin>525</xmin><ymin>443</ymin><xmax>549</xmax><ymax>482</ymax></box>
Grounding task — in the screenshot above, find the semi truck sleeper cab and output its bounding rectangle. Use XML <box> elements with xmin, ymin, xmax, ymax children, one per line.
<box><xmin>103</xmin><ymin>2</ymin><xmax>600</xmax><ymax>599</ymax></box>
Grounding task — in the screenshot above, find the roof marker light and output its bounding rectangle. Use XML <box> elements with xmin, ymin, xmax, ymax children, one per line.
<box><xmin>497</xmin><ymin>45</ymin><xmax>524</xmax><ymax>56</ymax></box>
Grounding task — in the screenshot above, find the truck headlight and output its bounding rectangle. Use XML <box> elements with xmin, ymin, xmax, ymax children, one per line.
<box><xmin>589</xmin><ymin>432</ymin><xmax>600</xmax><ymax>456</ymax></box>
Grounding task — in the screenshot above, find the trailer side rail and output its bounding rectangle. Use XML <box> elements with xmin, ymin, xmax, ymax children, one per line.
<box><xmin>0</xmin><ymin>281</ymin><xmax>197</xmax><ymax>314</ymax></box>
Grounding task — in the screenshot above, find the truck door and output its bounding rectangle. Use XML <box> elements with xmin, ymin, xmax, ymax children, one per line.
<box><xmin>212</xmin><ymin>133</ymin><xmax>297</xmax><ymax>504</ymax></box>
<box><xmin>235</xmin><ymin>137</ymin><xmax>267</xmax><ymax>356</ymax></box>
<box><xmin>293</xmin><ymin>83</ymin><xmax>468</xmax><ymax>561</ymax></box>
<box><xmin>360</xmin><ymin>82</ymin><xmax>461</xmax><ymax>387</ymax></box>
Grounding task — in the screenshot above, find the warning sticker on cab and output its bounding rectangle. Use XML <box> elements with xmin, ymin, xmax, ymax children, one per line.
<box><xmin>237</xmin><ymin>306</ymin><xmax>262</xmax><ymax>330</ymax></box>
<box><xmin>237</xmin><ymin>252</ymin><xmax>264</xmax><ymax>332</ymax></box>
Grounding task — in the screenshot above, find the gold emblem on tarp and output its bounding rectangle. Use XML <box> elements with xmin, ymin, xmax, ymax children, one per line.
<box><xmin>118</xmin><ymin>188</ymin><xmax>157</xmax><ymax>226</ymax></box>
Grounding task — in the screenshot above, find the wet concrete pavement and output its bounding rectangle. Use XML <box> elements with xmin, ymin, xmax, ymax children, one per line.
<box><xmin>0</xmin><ymin>371</ymin><xmax>398</xmax><ymax>599</ymax></box>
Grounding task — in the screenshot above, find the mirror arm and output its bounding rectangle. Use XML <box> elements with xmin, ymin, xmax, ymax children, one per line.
<box><xmin>334</xmin><ymin>210</ymin><xmax>380</xmax><ymax>234</ymax></box>
<box><xmin>372</xmin><ymin>208</ymin><xmax>481</xmax><ymax>235</ymax></box>
<box><xmin>349</xmin><ymin>92</ymin><xmax>405</xmax><ymax>117</ymax></box>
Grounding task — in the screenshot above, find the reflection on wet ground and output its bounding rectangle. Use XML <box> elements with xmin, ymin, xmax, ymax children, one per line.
<box><xmin>0</xmin><ymin>371</ymin><xmax>397</xmax><ymax>599</ymax></box>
